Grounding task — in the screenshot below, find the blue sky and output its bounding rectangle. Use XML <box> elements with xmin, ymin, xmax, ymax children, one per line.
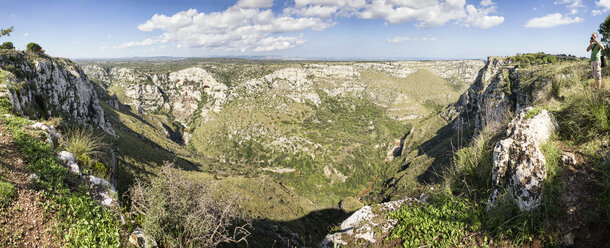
<box><xmin>1</xmin><ymin>0</ymin><xmax>610</xmax><ymax>59</ymax></box>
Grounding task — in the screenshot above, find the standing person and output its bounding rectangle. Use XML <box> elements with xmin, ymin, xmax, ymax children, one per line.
<box><xmin>587</xmin><ymin>32</ymin><xmax>605</xmax><ymax>89</ymax></box>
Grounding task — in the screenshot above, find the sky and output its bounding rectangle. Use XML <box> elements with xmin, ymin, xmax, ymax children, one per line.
<box><xmin>1</xmin><ymin>0</ymin><xmax>610</xmax><ymax>59</ymax></box>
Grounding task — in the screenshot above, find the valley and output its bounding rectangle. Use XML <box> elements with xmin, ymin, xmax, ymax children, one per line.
<box><xmin>77</xmin><ymin>58</ymin><xmax>484</xmax><ymax>245</ymax></box>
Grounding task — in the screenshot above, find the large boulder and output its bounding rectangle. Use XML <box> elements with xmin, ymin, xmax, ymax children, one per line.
<box><xmin>489</xmin><ymin>107</ymin><xmax>559</xmax><ymax>211</ymax></box>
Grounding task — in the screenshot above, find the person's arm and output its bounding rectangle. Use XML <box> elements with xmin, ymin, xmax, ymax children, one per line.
<box><xmin>587</xmin><ymin>41</ymin><xmax>593</xmax><ymax>52</ymax></box>
<box><xmin>596</xmin><ymin>40</ymin><xmax>605</xmax><ymax>50</ymax></box>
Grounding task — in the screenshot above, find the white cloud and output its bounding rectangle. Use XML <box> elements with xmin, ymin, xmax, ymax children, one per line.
<box><xmin>554</xmin><ymin>0</ymin><xmax>585</xmax><ymax>15</ymax></box>
<box><xmin>387</xmin><ymin>35</ymin><xmax>438</xmax><ymax>43</ymax></box>
<box><xmin>592</xmin><ymin>9</ymin><xmax>606</xmax><ymax>15</ymax></box>
<box><xmin>597</xmin><ymin>0</ymin><xmax>610</xmax><ymax>9</ymax></box>
<box><xmin>119</xmin><ymin>6</ymin><xmax>333</xmax><ymax>52</ymax></box>
<box><xmin>119</xmin><ymin>0</ymin><xmax>505</xmax><ymax>52</ymax></box>
<box><xmin>290</xmin><ymin>0</ymin><xmax>503</xmax><ymax>29</ymax></box>
<box><xmin>114</xmin><ymin>38</ymin><xmax>160</xmax><ymax>49</ymax></box>
<box><xmin>461</xmin><ymin>2</ymin><xmax>504</xmax><ymax>29</ymax></box>
<box><xmin>107</xmin><ymin>35</ymin><xmax>112</xmax><ymax>39</ymax></box>
<box><xmin>387</xmin><ymin>36</ymin><xmax>412</xmax><ymax>43</ymax></box>
<box><xmin>23</xmin><ymin>32</ymin><xmax>29</xmax><ymax>37</ymax></box>
<box><xmin>284</xmin><ymin>5</ymin><xmax>339</xmax><ymax>19</ymax></box>
<box><xmin>524</xmin><ymin>13</ymin><xmax>583</xmax><ymax>28</ymax></box>
<box><xmin>237</xmin><ymin>0</ymin><xmax>274</xmax><ymax>9</ymax></box>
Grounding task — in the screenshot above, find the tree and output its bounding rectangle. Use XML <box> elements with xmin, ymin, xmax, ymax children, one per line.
<box><xmin>598</xmin><ymin>15</ymin><xmax>610</xmax><ymax>56</ymax></box>
<box><xmin>0</xmin><ymin>42</ymin><xmax>14</xmax><ymax>50</ymax></box>
<box><xmin>26</xmin><ymin>42</ymin><xmax>42</xmax><ymax>53</ymax></box>
<box><xmin>0</xmin><ymin>26</ymin><xmax>13</xmax><ymax>37</ymax></box>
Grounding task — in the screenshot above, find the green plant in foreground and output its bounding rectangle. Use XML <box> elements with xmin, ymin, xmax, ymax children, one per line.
<box><xmin>388</xmin><ymin>193</ymin><xmax>481</xmax><ymax>248</ymax></box>
<box><xmin>1</xmin><ymin>114</ymin><xmax>121</xmax><ymax>247</ymax></box>
<box><xmin>0</xmin><ymin>180</ymin><xmax>15</xmax><ymax>207</ymax></box>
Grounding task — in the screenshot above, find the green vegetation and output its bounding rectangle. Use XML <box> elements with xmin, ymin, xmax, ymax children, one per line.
<box><xmin>0</xmin><ymin>42</ymin><xmax>14</xmax><ymax>50</ymax></box>
<box><xmin>389</xmin><ymin>193</ymin><xmax>481</xmax><ymax>248</ymax></box>
<box><xmin>25</xmin><ymin>42</ymin><xmax>42</xmax><ymax>53</ymax></box>
<box><xmin>388</xmin><ymin>59</ymin><xmax>609</xmax><ymax>247</ymax></box>
<box><xmin>0</xmin><ymin>180</ymin><xmax>15</xmax><ymax>208</ymax></box>
<box><xmin>129</xmin><ymin>162</ymin><xmax>250</xmax><ymax>247</ymax></box>
<box><xmin>63</xmin><ymin>127</ymin><xmax>106</xmax><ymax>159</ymax></box>
<box><xmin>510</xmin><ymin>52</ymin><xmax>558</xmax><ymax>67</ymax></box>
<box><xmin>558</xmin><ymin>90</ymin><xmax>609</xmax><ymax>144</ymax></box>
<box><xmin>0</xmin><ymin>26</ymin><xmax>13</xmax><ymax>38</ymax></box>
<box><xmin>0</xmin><ymin>98</ymin><xmax>121</xmax><ymax>247</ymax></box>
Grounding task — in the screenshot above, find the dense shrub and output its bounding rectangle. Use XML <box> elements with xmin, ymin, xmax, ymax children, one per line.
<box><xmin>129</xmin><ymin>162</ymin><xmax>251</xmax><ymax>247</ymax></box>
<box><xmin>25</xmin><ymin>42</ymin><xmax>42</xmax><ymax>53</ymax></box>
<box><xmin>0</xmin><ymin>41</ymin><xmax>14</xmax><ymax>50</ymax></box>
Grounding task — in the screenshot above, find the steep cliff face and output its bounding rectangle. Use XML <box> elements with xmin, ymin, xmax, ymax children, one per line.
<box><xmin>0</xmin><ymin>51</ymin><xmax>114</xmax><ymax>136</ymax></box>
<box><xmin>84</xmin><ymin>65</ymin><xmax>227</xmax><ymax>126</ymax></box>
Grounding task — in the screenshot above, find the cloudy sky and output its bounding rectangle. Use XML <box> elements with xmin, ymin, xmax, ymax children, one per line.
<box><xmin>1</xmin><ymin>0</ymin><xmax>610</xmax><ymax>59</ymax></box>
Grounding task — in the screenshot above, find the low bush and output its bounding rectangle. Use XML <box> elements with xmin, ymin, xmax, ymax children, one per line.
<box><xmin>0</xmin><ymin>42</ymin><xmax>14</xmax><ymax>50</ymax></box>
<box><xmin>129</xmin><ymin>162</ymin><xmax>251</xmax><ymax>247</ymax></box>
<box><xmin>25</xmin><ymin>42</ymin><xmax>42</xmax><ymax>53</ymax></box>
<box><xmin>0</xmin><ymin>180</ymin><xmax>15</xmax><ymax>207</ymax></box>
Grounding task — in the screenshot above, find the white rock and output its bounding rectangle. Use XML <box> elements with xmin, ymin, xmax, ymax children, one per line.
<box><xmin>27</xmin><ymin>173</ymin><xmax>38</xmax><ymax>182</ymax></box>
<box><xmin>321</xmin><ymin>197</ymin><xmax>418</xmax><ymax>247</ymax></box>
<box><xmin>67</xmin><ymin>161</ymin><xmax>81</xmax><ymax>175</ymax></box>
<box><xmin>490</xmin><ymin>108</ymin><xmax>559</xmax><ymax>211</ymax></box>
<box><xmin>58</xmin><ymin>151</ymin><xmax>75</xmax><ymax>163</ymax></box>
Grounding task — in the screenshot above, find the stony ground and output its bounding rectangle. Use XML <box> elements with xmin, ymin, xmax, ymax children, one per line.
<box><xmin>559</xmin><ymin>147</ymin><xmax>610</xmax><ymax>247</ymax></box>
<box><xmin>0</xmin><ymin>125</ymin><xmax>60</xmax><ymax>247</ymax></box>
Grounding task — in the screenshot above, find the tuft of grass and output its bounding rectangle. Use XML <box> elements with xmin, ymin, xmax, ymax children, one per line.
<box><xmin>525</xmin><ymin>107</ymin><xmax>544</xmax><ymax>120</ymax></box>
<box><xmin>62</xmin><ymin>126</ymin><xmax>106</xmax><ymax>159</ymax></box>
<box><xmin>0</xmin><ymin>180</ymin><xmax>15</xmax><ymax>208</ymax></box>
<box><xmin>558</xmin><ymin>89</ymin><xmax>610</xmax><ymax>143</ymax></box>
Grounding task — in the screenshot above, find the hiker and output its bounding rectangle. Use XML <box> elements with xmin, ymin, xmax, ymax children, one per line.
<box><xmin>587</xmin><ymin>32</ymin><xmax>605</xmax><ymax>89</ymax></box>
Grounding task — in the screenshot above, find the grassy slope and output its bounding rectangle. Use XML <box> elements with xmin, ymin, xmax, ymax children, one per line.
<box><xmin>384</xmin><ymin>60</ymin><xmax>610</xmax><ymax>247</ymax></box>
<box><xmin>0</xmin><ymin>96</ymin><xmax>122</xmax><ymax>247</ymax></box>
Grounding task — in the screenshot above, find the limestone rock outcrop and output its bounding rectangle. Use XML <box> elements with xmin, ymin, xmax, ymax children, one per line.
<box><xmin>489</xmin><ymin>107</ymin><xmax>559</xmax><ymax>211</ymax></box>
<box><xmin>321</xmin><ymin>197</ymin><xmax>419</xmax><ymax>247</ymax></box>
<box><xmin>0</xmin><ymin>51</ymin><xmax>115</xmax><ymax>136</ymax></box>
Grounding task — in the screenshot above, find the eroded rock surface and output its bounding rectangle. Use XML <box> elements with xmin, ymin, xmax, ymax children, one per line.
<box><xmin>489</xmin><ymin>107</ymin><xmax>559</xmax><ymax>211</ymax></box>
<box><xmin>321</xmin><ymin>197</ymin><xmax>419</xmax><ymax>247</ymax></box>
<box><xmin>0</xmin><ymin>51</ymin><xmax>115</xmax><ymax>136</ymax></box>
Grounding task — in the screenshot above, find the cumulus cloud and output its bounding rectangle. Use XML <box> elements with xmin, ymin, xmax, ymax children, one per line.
<box><xmin>117</xmin><ymin>7</ymin><xmax>334</xmax><ymax>52</ymax></box>
<box><xmin>524</xmin><ymin>13</ymin><xmax>583</xmax><ymax>28</ymax></box>
<box><xmin>23</xmin><ymin>32</ymin><xmax>29</xmax><ymax>37</ymax></box>
<box><xmin>237</xmin><ymin>0</ymin><xmax>274</xmax><ymax>9</ymax></box>
<box><xmin>598</xmin><ymin>0</ymin><xmax>610</xmax><ymax>9</ymax></box>
<box><xmin>461</xmin><ymin>1</ymin><xmax>504</xmax><ymax>29</ymax></box>
<box><xmin>117</xmin><ymin>0</ymin><xmax>504</xmax><ymax>52</ymax></box>
<box><xmin>289</xmin><ymin>0</ymin><xmax>503</xmax><ymax>29</ymax></box>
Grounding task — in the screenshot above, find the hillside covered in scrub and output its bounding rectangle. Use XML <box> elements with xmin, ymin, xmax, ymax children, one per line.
<box><xmin>0</xmin><ymin>46</ymin><xmax>609</xmax><ymax>248</ymax></box>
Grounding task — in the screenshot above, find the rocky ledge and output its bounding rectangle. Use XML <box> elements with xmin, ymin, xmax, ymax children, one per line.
<box><xmin>0</xmin><ymin>51</ymin><xmax>115</xmax><ymax>136</ymax></box>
